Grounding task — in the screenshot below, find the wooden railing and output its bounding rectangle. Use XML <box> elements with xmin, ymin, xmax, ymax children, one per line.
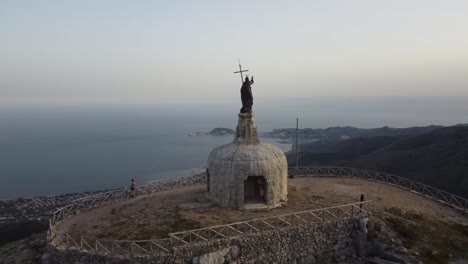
<box><xmin>168</xmin><ymin>201</ymin><xmax>370</xmax><ymax>247</ymax></box>
<box><xmin>48</xmin><ymin>201</ymin><xmax>370</xmax><ymax>256</ymax></box>
<box><xmin>288</xmin><ymin>166</ymin><xmax>468</xmax><ymax>212</ymax></box>
<box><xmin>48</xmin><ymin>175</ymin><xmax>205</xmax><ymax>255</ymax></box>
<box><xmin>48</xmin><ymin>166</ymin><xmax>467</xmax><ymax>258</ymax></box>
<box><xmin>50</xmin><ymin>174</ymin><xmax>204</xmax><ymax>225</ymax></box>
<box><xmin>48</xmin><ymin>227</ymin><xmax>172</xmax><ymax>255</ymax></box>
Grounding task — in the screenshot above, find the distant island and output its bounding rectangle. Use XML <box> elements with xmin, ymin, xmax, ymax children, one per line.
<box><xmin>209</xmin><ymin>127</ymin><xmax>235</xmax><ymax>135</ymax></box>
<box><xmin>188</xmin><ymin>127</ymin><xmax>235</xmax><ymax>136</ymax></box>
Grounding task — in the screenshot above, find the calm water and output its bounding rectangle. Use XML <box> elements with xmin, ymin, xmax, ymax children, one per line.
<box><xmin>1</xmin><ymin>97</ymin><xmax>467</xmax><ymax>199</ymax></box>
<box><xmin>0</xmin><ymin>104</ymin><xmax>291</xmax><ymax>199</ymax></box>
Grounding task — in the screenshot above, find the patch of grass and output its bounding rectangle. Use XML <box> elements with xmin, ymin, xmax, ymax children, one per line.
<box><xmin>311</xmin><ymin>195</ymin><xmax>325</xmax><ymax>199</ymax></box>
<box><xmin>385</xmin><ymin>207</ymin><xmax>425</xmax><ymax>221</ymax></box>
<box><xmin>169</xmin><ymin>216</ymin><xmax>202</xmax><ymax>232</ymax></box>
<box><xmin>451</xmin><ymin>223</ymin><xmax>468</xmax><ymax>236</ymax></box>
<box><xmin>133</xmin><ymin>214</ymin><xmax>202</xmax><ymax>239</ymax></box>
<box><xmin>420</xmin><ymin>247</ymin><xmax>451</xmax><ymax>264</ymax></box>
<box><xmin>386</xmin><ymin>216</ymin><xmax>418</xmax><ymax>248</ymax></box>
<box><xmin>382</xmin><ymin>208</ymin><xmax>468</xmax><ymax>264</ymax></box>
<box><xmin>144</xmin><ymin>229</ymin><xmax>171</xmax><ymax>239</ymax></box>
<box><xmin>373</xmin><ymin>221</ymin><xmax>382</xmax><ymax>232</ymax></box>
<box><xmin>385</xmin><ymin>207</ymin><xmax>404</xmax><ymax>216</ymax></box>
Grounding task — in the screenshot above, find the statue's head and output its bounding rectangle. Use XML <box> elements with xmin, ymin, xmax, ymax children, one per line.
<box><xmin>245</xmin><ymin>77</ymin><xmax>249</xmax><ymax>82</ymax></box>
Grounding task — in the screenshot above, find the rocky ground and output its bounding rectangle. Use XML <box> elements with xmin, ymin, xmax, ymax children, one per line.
<box><xmin>0</xmin><ymin>174</ymin><xmax>206</xmax><ymax>245</ymax></box>
<box><xmin>0</xmin><ymin>232</ymin><xmax>47</xmax><ymax>264</ymax></box>
<box><xmin>2</xmin><ymin>177</ymin><xmax>468</xmax><ymax>263</ymax></box>
<box><xmin>0</xmin><ymin>189</ymin><xmax>119</xmax><ymax>247</ymax></box>
<box><xmin>61</xmin><ymin>178</ymin><xmax>467</xmax><ymax>238</ymax></box>
<box><xmin>0</xmin><ymin>190</ymin><xmax>116</xmax><ymax>224</ymax></box>
<box><xmin>57</xmin><ymin>178</ymin><xmax>468</xmax><ymax>264</ymax></box>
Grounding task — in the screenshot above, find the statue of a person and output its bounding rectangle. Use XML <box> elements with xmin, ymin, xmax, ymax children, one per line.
<box><xmin>240</xmin><ymin>76</ymin><xmax>254</xmax><ymax>113</ymax></box>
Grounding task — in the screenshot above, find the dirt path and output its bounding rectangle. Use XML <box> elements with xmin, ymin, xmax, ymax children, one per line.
<box><xmin>59</xmin><ymin>177</ymin><xmax>468</xmax><ymax>241</ymax></box>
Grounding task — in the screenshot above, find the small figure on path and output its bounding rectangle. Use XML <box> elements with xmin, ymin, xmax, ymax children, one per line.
<box><xmin>129</xmin><ymin>178</ymin><xmax>136</xmax><ymax>198</ymax></box>
<box><xmin>240</xmin><ymin>76</ymin><xmax>254</xmax><ymax>113</ymax></box>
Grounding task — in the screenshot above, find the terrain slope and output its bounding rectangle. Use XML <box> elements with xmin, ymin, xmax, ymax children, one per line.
<box><xmin>57</xmin><ymin>178</ymin><xmax>468</xmax><ymax>264</ymax></box>
<box><xmin>288</xmin><ymin>126</ymin><xmax>468</xmax><ymax>197</ymax></box>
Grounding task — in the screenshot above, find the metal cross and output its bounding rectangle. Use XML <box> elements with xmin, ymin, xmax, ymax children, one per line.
<box><xmin>233</xmin><ymin>62</ymin><xmax>249</xmax><ymax>84</ymax></box>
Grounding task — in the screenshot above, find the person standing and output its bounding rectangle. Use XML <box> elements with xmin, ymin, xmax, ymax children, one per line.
<box><xmin>129</xmin><ymin>178</ymin><xmax>136</xmax><ymax>198</ymax></box>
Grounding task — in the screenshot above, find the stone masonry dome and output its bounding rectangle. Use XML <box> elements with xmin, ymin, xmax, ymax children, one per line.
<box><xmin>206</xmin><ymin>112</ymin><xmax>288</xmax><ymax>210</ymax></box>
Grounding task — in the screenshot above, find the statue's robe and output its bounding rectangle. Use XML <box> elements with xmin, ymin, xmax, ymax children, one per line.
<box><xmin>240</xmin><ymin>78</ymin><xmax>254</xmax><ymax>113</ymax></box>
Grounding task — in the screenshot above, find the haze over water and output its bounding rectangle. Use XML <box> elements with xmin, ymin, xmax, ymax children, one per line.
<box><xmin>2</xmin><ymin>1</ymin><xmax>468</xmax><ymax>198</ymax></box>
<box><xmin>1</xmin><ymin>97</ymin><xmax>467</xmax><ymax>199</ymax></box>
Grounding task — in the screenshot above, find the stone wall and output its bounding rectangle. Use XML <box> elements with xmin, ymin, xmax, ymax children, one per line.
<box><xmin>207</xmin><ymin>142</ymin><xmax>288</xmax><ymax>210</ymax></box>
<box><xmin>47</xmin><ymin>219</ymin><xmax>364</xmax><ymax>264</ymax></box>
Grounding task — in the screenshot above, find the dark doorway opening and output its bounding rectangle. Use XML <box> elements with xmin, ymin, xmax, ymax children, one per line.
<box><xmin>244</xmin><ymin>176</ymin><xmax>266</xmax><ymax>204</ymax></box>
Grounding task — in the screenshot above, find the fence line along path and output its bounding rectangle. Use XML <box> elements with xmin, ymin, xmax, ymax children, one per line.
<box><xmin>168</xmin><ymin>200</ymin><xmax>370</xmax><ymax>247</ymax></box>
<box><xmin>288</xmin><ymin>166</ymin><xmax>468</xmax><ymax>212</ymax></box>
<box><xmin>49</xmin><ymin>201</ymin><xmax>370</xmax><ymax>256</ymax></box>
<box><xmin>47</xmin><ymin>166</ymin><xmax>467</xmax><ymax>258</ymax></box>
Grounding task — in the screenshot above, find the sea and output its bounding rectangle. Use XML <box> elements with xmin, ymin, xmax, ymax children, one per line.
<box><xmin>1</xmin><ymin>97</ymin><xmax>467</xmax><ymax>199</ymax></box>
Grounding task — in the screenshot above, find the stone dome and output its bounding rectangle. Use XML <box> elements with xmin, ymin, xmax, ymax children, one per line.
<box><xmin>206</xmin><ymin>141</ymin><xmax>288</xmax><ymax>210</ymax></box>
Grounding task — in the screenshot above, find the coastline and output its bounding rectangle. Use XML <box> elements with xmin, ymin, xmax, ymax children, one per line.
<box><xmin>0</xmin><ymin>135</ymin><xmax>292</xmax><ymax>245</ymax></box>
<box><xmin>0</xmin><ymin>172</ymin><xmax>208</xmax><ymax>246</ymax></box>
<box><xmin>0</xmin><ymin>189</ymin><xmax>118</xmax><ymax>246</ymax></box>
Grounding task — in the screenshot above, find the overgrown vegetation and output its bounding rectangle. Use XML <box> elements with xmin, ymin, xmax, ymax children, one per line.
<box><xmin>0</xmin><ymin>221</ymin><xmax>48</xmax><ymax>246</ymax></box>
<box><xmin>386</xmin><ymin>216</ymin><xmax>418</xmax><ymax>248</ymax></box>
<box><xmin>383</xmin><ymin>207</ymin><xmax>468</xmax><ymax>264</ymax></box>
<box><xmin>0</xmin><ymin>232</ymin><xmax>47</xmax><ymax>263</ymax></box>
<box><xmin>451</xmin><ymin>222</ymin><xmax>468</xmax><ymax>236</ymax></box>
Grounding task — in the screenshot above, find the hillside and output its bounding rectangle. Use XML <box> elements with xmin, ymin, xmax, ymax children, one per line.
<box><xmin>287</xmin><ymin>126</ymin><xmax>468</xmax><ymax>198</ymax></box>
<box><xmin>265</xmin><ymin>125</ymin><xmax>441</xmax><ymax>143</ymax></box>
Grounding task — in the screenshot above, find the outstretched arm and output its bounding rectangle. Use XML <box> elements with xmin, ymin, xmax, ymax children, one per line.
<box><xmin>250</xmin><ymin>76</ymin><xmax>254</xmax><ymax>85</ymax></box>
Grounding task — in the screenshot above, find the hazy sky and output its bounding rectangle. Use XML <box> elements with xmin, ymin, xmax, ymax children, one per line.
<box><xmin>1</xmin><ymin>1</ymin><xmax>468</xmax><ymax>103</ymax></box>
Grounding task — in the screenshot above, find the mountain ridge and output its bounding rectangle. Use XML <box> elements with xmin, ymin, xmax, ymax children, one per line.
<box><xmin>287</xmin><ymin>126</ymin><xmax>468</xmax><ymax>198</ymax></box>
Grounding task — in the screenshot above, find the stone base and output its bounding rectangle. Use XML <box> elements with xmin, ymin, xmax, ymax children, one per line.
<box><xmin>206</xmin><ymin>142</ymin><xmax>288</xmax><ymax>210</ymax></box>
<box><xmin>234</xmin><ymin>112</ymin><xmax>260</xmax><ymax>144</ymax></box>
